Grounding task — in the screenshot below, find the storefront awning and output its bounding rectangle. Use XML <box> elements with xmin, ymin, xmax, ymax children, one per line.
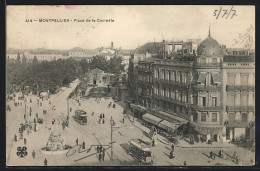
<box><xmin>142</xmin><ymin>113</ymin><xmax>163</xmax><ymax>126</ymax></box>
<box><xmin>190</xmin><ymin>122</ymin><xmax>222</xmax><ymax>135</ymax></box>
<box><xmin>155</xmin><ymin>110</ymin><xmax>188</xmax><ymax>124</ymax></box>
<box><xmin>158</xmin><ymin>120</ymin><xmax>182</xmax><ymax>132</ymax></box>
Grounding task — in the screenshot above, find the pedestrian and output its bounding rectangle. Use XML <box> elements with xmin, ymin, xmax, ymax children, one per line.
<box><xmin>70</xmin><ymin>107</ymin><xmax>72</xmax><ymax>112</ymax></box>
<box><xmin>102</xmin><ymin>118</ymin><xmax>105</xmax><ymax>124</ymax></box>
<box><xmin>30</xmin><ymin>98</ymin><xmax>32</xmax><ymax>103</ymax></box>
<box><xmin>44</xmin><ymin>158</ymin><xmax>48</xmax><ymax>166</ymax></box>
<box><xmin>170</xmin><ymin>150</ymin><xmax>174</xmax><ymax>159</ymax></box>
<box><xmin>97</xmin><ymin>146</ymin><xmax>100</xmax><ymax>153</ymax></box>
<box><xmin>152</xmin><ymin>139</ymin><xmax>155</xmax><ymax>147</ymax></box>
<box><xmin>219</xmin><ymin>150</ymin><xmax>223</xmax><ymax>158</ymax></box>
<box><xmin>36</xmin><ymin>113</ymin><xmax>38</xmax><ymax>119</ymax></box>
<box><xmin>32</xmin><ymin>150</ymin><xmax>35</xmax><ymax>159</ymax></box>
<box><xmin>76</xmin><ymin>138</ymin><xmax>79</xmax><ymax>146</ymax></box>
<box><xmin>102</xmin><ymin>148</ymin><xmax>105</xmax><ymax>161</ymax></box>
<box><xmin>14</xmin><ymin>134</ymin><xmax>17</xmax><ymax>142</ymax></box>
<box><xmin>210</xmin><ymin>151</ymin><xmax>213</xmax><ymax>159</ymax></box>
<box><xmin>82</xmin><ymin>141</ymin><xmax>85</xmax><ymax>149</ymax></box>
<box><xmin>99</xmin><ymin>152</ymin><xmax>102</xmax><ymax>162</ymax></box>
<box><xmin>24</xmin><ymin>138</ymin><xmax>27</xmax><ymax>145</ymax></box>
<box><xmin>236</xmin><ymin>156</ymin><xmax>239</xmax><ymax>164</ymax></box>
<box><xmin>171</xmin><ymin>143</ymin><xmax>175</xmax><ymax>152</ymax></box>
<box><xmin>122</xmin><ymin>118</ymin><xmax>125</xmax><ymax>124</ymax></box>
<box><xmin>184</xmin><ymin>161</ymin><xmax>187</xmax><ymax>166</ymax></box>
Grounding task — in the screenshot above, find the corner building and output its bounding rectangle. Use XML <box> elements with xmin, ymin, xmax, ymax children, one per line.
<box><xmin>133</xmin><ymin>31</ymin><xmax>255</xmax><ymax>143</ymax></box>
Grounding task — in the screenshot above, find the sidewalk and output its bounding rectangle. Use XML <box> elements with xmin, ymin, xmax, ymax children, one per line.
<box><xmin>124</xmin><ymin>110</ymin><xmax>235</xmax><ymax>149</ymax></box>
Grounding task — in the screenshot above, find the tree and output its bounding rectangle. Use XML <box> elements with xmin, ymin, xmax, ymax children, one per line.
<box><xmin>79</xmin><ymin>59</ymin><xmax>89</xmax><ymax>74</ymax></box>
<box><xmin>107</xmin><ymin>56</ymin><xmax>125</xmax><ymax>74</ymax></box>
<box><xmin>89</xmin><ymin>55</ymin><xmax>108</xmax><ymax>71</ymax></box>
<box><xmin>33</xmin><ymin>55</ymin><xmax>38</xmax><ymax>64</ymax></box>
<box><xmin>22</xmin><ymin>54</ymin><xmax>27</xmax><ymax>65</ymax></box>
<box><xmin>16</xmin><ymin>52</ymin><xmax>21</xmax><ymax>64</ymax></box>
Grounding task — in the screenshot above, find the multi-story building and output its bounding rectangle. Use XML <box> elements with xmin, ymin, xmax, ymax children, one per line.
<box><xmin>130</xmin><ymin>30</ymin><xmax>255</xmax><ymax>143</ymax></box>
<box><xmin>222</xmin><ymin>54</ymin><xmax>255</xmax><ymax>142</ymax></box>
<box><xmin>135</xmin><ymin>57</ymin><xmax>155</xmax><ymax>118</ymax></box>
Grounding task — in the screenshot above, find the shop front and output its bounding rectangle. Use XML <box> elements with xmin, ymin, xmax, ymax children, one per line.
<box><xmin>190</xmin><ymin>122</ymin><xmax>223</xmax><ymax>142</ymax></box>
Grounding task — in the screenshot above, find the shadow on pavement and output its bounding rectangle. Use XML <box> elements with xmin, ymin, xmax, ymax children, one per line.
<box><xmin>202</xmin><ymin>152</ymin><xmax>210</xmax><ymax>159</ymax></box>
<box><xmin>119</xmin><ymin>143</ymin><xmax>130</xmax><ymax>154</ymax></box>
<box><xmin>163</xmin><ymin>151</ymin><xmax>171</xmax><ymax>158</ymax></box>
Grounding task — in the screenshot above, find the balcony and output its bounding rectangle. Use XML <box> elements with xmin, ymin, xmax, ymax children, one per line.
<box><xmin>154</xmin><ymin>79</ymin><xmax>189</xmax><ymax>88</ymax></box>
<box><xmin>193</xmin><ymin>85</ymin><xmax>222</xmax><ymax>91</ymax></box>
<box><xmin>153</xmin><ymin>94</ymin><xmax>190</xmax><ymax>106</ymax></box>
<box><xmin>196</xmin><ymin>63</ymin><xmax>222</xmax><ymax>68</ymax></box>
<box><xmin>226</xmin><ymin>121</ymin><xmax>250</xmax><ymax>128</ymax></box>
<box><xmin>226</xmin><ymin>85</ymin><xmax>255</xmax><ymax>91</ymax></box>
<box><xmin>226</xmin><ymin>106</ymin><xmax>255</xmax><ymax>111</ymax></box>
<box><xmin>191</xmin><ymin>105</ymin><xmax>223</xmax><ymax>111</ymax></box>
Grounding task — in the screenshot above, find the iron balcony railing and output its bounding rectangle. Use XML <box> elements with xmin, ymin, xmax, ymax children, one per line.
<box><xmin>226</xmin><ymin>85</ymin><xmax>255</xmax><ymax>91</ymax></box>
<box><xmin>226</xmin><ymin>106</ymin><xmax>255</xmax><ymax>111</ymax></box>
<box><xmin>191</xmin><ymin>105</ymin><xmax>223</xmax><ymax>111</ymax></box>
<box><xmin>194</xmin><ymin>84</ymin><xmax>222</xmax><ymax>91</ymax></box>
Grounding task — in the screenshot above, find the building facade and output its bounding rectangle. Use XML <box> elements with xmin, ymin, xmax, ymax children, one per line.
<box><xmin>130</xmin><ymin>31</ymin><xmax>255</xmax><ymax>143</ymax></box>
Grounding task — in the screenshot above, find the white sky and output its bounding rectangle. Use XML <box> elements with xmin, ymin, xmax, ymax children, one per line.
<box><xmin>6</xmin><ymin>5</ymin><xmax>255</xmax><ymax>50</ymax></box>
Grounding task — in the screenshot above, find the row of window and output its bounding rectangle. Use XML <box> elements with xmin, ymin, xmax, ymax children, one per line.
<box><xmin>200</xmin><ymin>96</ymin><xmax>218</xmax><ymax>107</ymax></box>
<box><xmin>229</xmin><ymin>113</ymin><xmax>248</xmax><ymax>122</ymax></box>
<box><xmin>194</xmin><ymin>112</ymin><xmax>218</xmax><ymax>122</ymax></box>
<box><xmin>154</xmin><ymin>87</ymin><xmax>189</xmax><ymax>103</ymax></box>
<box><xmin>154</xmin><ymin>100</ymin><xmax>188</xmax><ymax>115</ymax></box>
<box><xmin>227</xmin><ymin>93</ymin><xmax>254</xmax><ymax>106</ymax></box>
<box><xmin>154</xmin><ymin>69</ymin><xmax>189</xmax><ymax>83</ymax></box>
<box><xmin>227</xmin><ymin>73</ymin><xmax>254</xmax><ymax>86</ymax></box>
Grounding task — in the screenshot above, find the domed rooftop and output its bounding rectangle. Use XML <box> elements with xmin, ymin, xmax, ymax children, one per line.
<box><xmin>197</xmin><ymin>29</ymin><xmax>223</xmax><ymax>56</ymax></box>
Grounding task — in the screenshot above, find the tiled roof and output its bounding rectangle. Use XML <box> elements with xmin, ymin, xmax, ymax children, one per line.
<box><xmin>223</xmin><ymin>55</ymin><xmax>255</xmax><ymax>62</ymax></box>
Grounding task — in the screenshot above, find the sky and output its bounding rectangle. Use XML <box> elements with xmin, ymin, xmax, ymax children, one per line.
<box><xmin>6</xmin><ymin>5</ymin><xmax>255</xmax><ymax>50</ymax></box>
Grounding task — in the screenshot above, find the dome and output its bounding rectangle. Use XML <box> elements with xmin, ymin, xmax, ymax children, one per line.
<box><xmin>197</xmin><ymin>35</ymin><xmax>223</xmax><ymax>56</ymax></box>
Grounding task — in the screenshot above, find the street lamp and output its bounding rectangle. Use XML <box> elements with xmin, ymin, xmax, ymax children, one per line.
<box><xmin>110</xmin><ymin>116</ymin><xmax>115</xmax><ymax>160</ymax></box>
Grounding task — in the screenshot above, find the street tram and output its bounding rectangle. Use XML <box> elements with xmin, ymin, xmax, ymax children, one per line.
<box><xmin>73</xmin><ymin>110</ymin><xmax>87</xmax><ymax>125</ymax></box>
<box><xmin>128</xmin><ymin>139</ymin><xmax>152</xmax><ymax>164</ymax></box>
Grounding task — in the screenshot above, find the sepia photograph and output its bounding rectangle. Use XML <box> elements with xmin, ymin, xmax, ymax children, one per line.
<box><xmin>6</xmin><ymin>5</ymin><xmax>255</xmax><ymax>166</ymax></box>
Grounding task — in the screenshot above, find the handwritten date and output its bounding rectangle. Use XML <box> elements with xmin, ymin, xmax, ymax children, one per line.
<box><xmin>213</xmin><ymin>6</ymin><xmax>237</xmax><ymax>19</ymax></box>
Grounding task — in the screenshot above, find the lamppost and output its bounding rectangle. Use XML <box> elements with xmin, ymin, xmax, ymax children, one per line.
<box><xmin>110</xmin><ymin>117</ymin><xmax>115</xmax><ymax>160</ymax></box>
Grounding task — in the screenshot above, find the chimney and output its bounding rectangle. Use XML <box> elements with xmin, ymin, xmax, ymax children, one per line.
<box><xmin>111</xmin><ymin>42</ymin><xmax>113</xmax><ymax>49</ymax></box>
<box><xmin>163</xmin><ymin>40</ymin><xmax>166</xmax><ymax>59</ymax></box>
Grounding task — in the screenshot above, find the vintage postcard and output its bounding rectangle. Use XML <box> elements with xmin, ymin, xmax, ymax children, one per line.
<box><xmin>6</xmin><ymin>5</ymin><xmax>255</xmax><ymax>166</ymax></box>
